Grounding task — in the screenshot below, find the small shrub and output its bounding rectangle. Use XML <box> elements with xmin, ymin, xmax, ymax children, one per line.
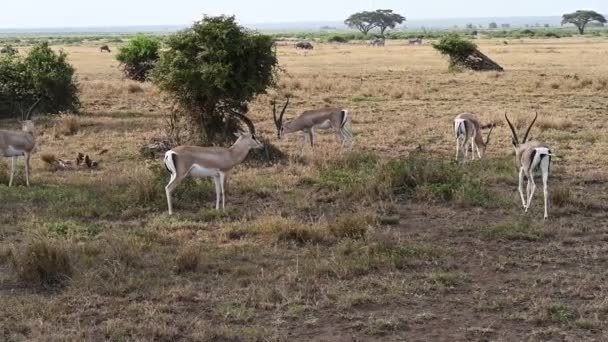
<box><xmin>377</xmin><ymin>154</ymin><xmax>495</xmax><ymax>207</ymax></box>
<box><xmin>126</xmin><ymin>82</ymin><xmax>144</xmax><ymax>93</ymax></box>
<box><xmin>277</xmin><ymin>225</ymin><xmax>328</xmax><ymax>245</ymax></box>
<box><xmin>55</xmin><ymin>113</ymin><xmax>80</xmax><ymax>136</ymax></box>
<box><xmin>9</xmin><ymin>239</ymin><xmax>72</xmax><ymax>288</ymax></box>
<box><xmin>316</xmin><ymin>151</ymin><xmax>379</xmax><ymax>195</ymax></box>
<box><xmin>0</xmin><ymin>42</ymin><xmax>80</xmax><ymax>118</ymax></box>
<box><xmin>116</xmin><ymin>34</ymin><xmax>160</xmax><ymax>81</ymax></box>
<box><xmin>481</xmin><ymin>218</ymin><xmax>544</xmax><ymax>241</ymax></box>
<box><xmin>546</xmin><ymin>304</ymin><xmax>578</xmax><ymax>324</ymax></box>
<box><xmin>328</xmin><ymin>214</ymin><xmax>374</xmax><ymax>239</ymax></box>
<box><xmin>175</xmin><ymin>245</ymin><xmax>200</xmax><ymax>274</ymax></box>
<box><xmin>432</xmin><ymin>33</ymin><xmax>477</xmax><ymax>69</ymax></box>
<box><xmin>47</xmin><ymin>221</ymin><xmax>100</xmax><ymax>239</ymax></box>
<box><xmin>328</xmin><ymin>35</ymin><xmax>349</xmax><ymax>43</ymax></box>
<box><xmin>551</xmin><ymin>187</ymin><xmax>572</xmax><ymax>207</ymax></box>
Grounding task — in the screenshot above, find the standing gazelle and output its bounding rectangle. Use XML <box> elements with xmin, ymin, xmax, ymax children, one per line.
<box><xmin>454</xmin><ymin>112</ymin><xmax>494</xmax><ymax>162</ymax></box>
<box><xmin>164</xmin><ymin>111</ymin><xmax>264</xmax><ymax>215</ymax></box>
<box><xmin>505</xmin><ymin>112</ymin><xmax>553</xmax><ymax>220</ymax></box>
<box><xmin>273</xmin><ymin>98</ymin><xmax>353</xmax><ymax>156</ymax></box>
<box><xmin>0</xmin><ymin>99</ymin><xmax>41</xmax><ymax>187</ymax></box>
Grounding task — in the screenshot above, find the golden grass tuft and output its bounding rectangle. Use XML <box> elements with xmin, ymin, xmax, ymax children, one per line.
<box><xmin>175</xmin><ymin>244</ymin><xmax>200</xmax><ymax>274</ymax></box>
<box><xmin>9</xmin><ymin>239</ymin><xmax>72</xmax><ymax>288</ymax></box>
<box><xmin>55</xmin><ymin>113</ymin><xmax>81</xmax><ymax>136</ymax></box>
<box><xmin>537</xmin><ymin>117</ymin><xmax>574</xmax><ymax>131</ymax></box>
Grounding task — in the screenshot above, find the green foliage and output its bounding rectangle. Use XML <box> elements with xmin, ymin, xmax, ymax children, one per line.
<box><xmin>0</xmin><ymin>42</ymin><xmax>79</xmax><ymax>118</ymax></box>
<box><xmin>481</xmin><ymin>218</ymin><xmax>545</xmax><ymax>241</ymax></box>
<box><xmin>432</xmin><ymin>33</ymin><xmax>477</xmax><ymax>70</ymax></box>
<box><xmin>345</xmin><ymin>11</ymin><xmax>378</xmax><ymax>35</ymax></box>
<box><xmin>153</xmin><ymin>16</ymin><xmax>278</xmax><ymax>143</ymax></box>
<box><xmin>345</xmin><ymin>9</ymin><xmax>406</xmax><ymax>36</ymax></box>
<box><xmin>377</xmin><ymin>154</ymin><xmax>496</xmax><ymax>207</ymax></box>
<box><xmin>116</xmin><ymin>34</ymin><xmax>160</xmax><ymax>81</ymax></box>
<box><xmin>562</xmin><ymin>10</ymin><xmax>607</xmax><ymax>34</ymax></box>
<box><xmin>316</xmin><ymin>151</ymin><xmax>379</xmax><ymax>195</ymax></box>
<box><xmin>546</xmin><ymin>304</ymin><xmax>578</xmax><ymax>323</ymax></box>
<box><xmin>0</xmin><ymin>45</ymin><xmax>17</xmax><ymax>55</ymax></box>
<box><xmin>373</xmin><ymin>9</ymin><xmax>407</xmax><ymax>36</ymax></box>
<box><xmin>327</xmin><ymin>35</ymin><xmax>349</xmax><ymax>43</ymax></box>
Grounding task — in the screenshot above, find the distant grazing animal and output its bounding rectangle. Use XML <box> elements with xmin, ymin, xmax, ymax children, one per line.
<box><xmin>163</xmin><ymin>112</ymin><xmax>263</xmax><ymax>214</ymax></box>
<box><xmin>454</xmin><ymin>113</ymin><xmax>494</xmax><ymax>162</ymax></box>
<box><xmin>0</xmin><ymin>45</ymin><xmax>17</xmax><ymax>54</ymax></box>
<box><xmin>369</xmin><ymin>37</ymin><xmax>385</xmax><ymax>47</ymax></box>
<box><xmin>273</xmin><ymin>97</ymin><xmax>353</xmax><ymax>156</ymax></box>
<box><xmin>0</xmin><ymin>99</ymin><xmax>41</xmax><ymax>187</ymax></box>
<box><xmin>505</xmin><ymin>112</ymin><xmax>553</xmax><ymax>220</ymax></box>
<box><xmin>295</xmin><ymin>41</ymin><xmax>314</xmax><ymax>50</ymax></box>
<box><xmin>408</xmin><ymin>38</ymin><xmax>423</xmax><ymax>45</ymax></box>
<box><xmin>100</xmin><ymin>45</ymin><xmax>111</xmax><ymax>53</ymax></box>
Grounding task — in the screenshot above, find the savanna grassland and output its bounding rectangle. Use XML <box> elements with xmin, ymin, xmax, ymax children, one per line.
<box><xmin>1</xmin><ymin>37</ymin><xmax>608</xmax><ymax>341</ymax></box>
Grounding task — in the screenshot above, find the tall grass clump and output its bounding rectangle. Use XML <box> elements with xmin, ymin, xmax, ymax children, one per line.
<box><xmin>377</xmin><ymin>154</ymin><xmax>496</xmax><ymax>207</ymax></box>
<box><xmin>316</xmin><ymin>151</ymin><xmax>379</xmax><ymax>195</ymax></box>
<box><xmin>9</xmin><ymin>239</ymin><xmax>72</xmax><ymax>289</ymax></box>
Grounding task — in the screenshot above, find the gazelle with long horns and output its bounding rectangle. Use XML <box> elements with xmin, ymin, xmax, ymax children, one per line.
<box><xmin>273</xmin><ymin>98</ymin><xmax>353</xmax><ymax>156</ymax></box>
<box><xmin>0</xmin><ymin>99</ymin><xmax>41</xmax><ymax>186</ymax></box>
<box><xmin>505</xmin><ymin>112</ymin><xmax>553</xmax><ymax>220</ymax></box>
<box><xmin>454</xmin><ymin>112</ymin><xmax>494</xmax><ymax>162</ymax></box>
<box><xmin>164</xmin><ymin>111</ymin><xmax>264</xmax><ymax>215</ymax></box>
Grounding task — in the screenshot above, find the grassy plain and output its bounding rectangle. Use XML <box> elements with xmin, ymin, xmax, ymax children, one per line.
<box><xmin>1</xmin><ymin>37</ymin><xmax>608</xmax><ymax>341</ymax></box>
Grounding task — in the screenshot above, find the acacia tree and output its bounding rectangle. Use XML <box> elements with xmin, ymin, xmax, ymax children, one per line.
<box><xmin>344</xmin><ymin>11</ymin><xmax>377</xmax><ymax>35</ymax></box>
<box><xmin>562</xmin><ymin>10</ymin><xmax>607</xmax><ymax>34</ymax></box>
<box><xmin>373</xmin><ymin>9</ymin><xmax>406</xmax><ymax>36</ymax></box>
<box><xmin>153</xmin><ymin>16</ymin><xmax>277</xmax><ymax>144</ymax></box>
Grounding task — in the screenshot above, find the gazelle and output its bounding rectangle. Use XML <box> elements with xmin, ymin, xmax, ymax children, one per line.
<box><xmin>163</xmin><ymin>111</ymin><xmax>264</xmax><ymax>215</ymax></box>
<box><xmin>0</xmin><ymin>99</ymin><xmax>41</xmax><ymax>187</ymax></box>
<box><xmin>273</xmin><ymin>98</ymin><xmax>353</xmax><ymax>156</ymax></box>
<box><xmin>505</xmin><ymin>112</ymin><xmax>553</xmax><ymax>220</ymax></box>
<box><xmin>454</xmin><ymin>112</ymin><xmax>494</xmax><ymax>162</ymax></box>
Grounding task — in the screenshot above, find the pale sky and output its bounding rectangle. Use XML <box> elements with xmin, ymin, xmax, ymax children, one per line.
<box><xmin>1</xmin><ymin>0</ymin><xmax>607</xmax><ymax>28</ymax></box>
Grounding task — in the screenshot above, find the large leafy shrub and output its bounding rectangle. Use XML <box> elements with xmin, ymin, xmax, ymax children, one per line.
<box><xmin>0</xmin><ymin>42</ymin><xmax>79</xmax><ymax>118</ymax></box>
<box><xmin>116</xmin><ymin>34</ymin><xmax>160</xmax><ymax>81</ymax></box>
<box><xmin>153</xmin><ymin>16</ymin><xmax>278</xmax><ymax>144</ymax></box>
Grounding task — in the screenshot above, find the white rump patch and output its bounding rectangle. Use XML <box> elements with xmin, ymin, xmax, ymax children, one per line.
<box><xmin>2</xmin><ymin>145</ymin><xmax>24</xmax><ymax>157</ymax></box>
<box><xmin>454</xmin><ymin>119</ymin><xmax>466</xmax><ymax>138</ymax></box>
<box><xmin>189</xmin><ymin>164</ymin><xmax>220</xmax><ymax>178</ymax></box>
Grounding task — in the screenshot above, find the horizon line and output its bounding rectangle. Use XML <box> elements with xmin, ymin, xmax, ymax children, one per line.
<box><xmin>0</xmin><ymin>14</ymin><xmax>570</xmax><ymax>31</ymax></box>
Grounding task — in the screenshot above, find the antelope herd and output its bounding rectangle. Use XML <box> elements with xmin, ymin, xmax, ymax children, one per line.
<box><xmin>1</xmin><ymin>44</ymin><xmax>557</xmax><ymax>220</ymax></box>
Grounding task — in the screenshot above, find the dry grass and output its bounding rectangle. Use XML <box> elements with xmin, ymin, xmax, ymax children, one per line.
<box><xmin>1</xmin><ymin>38</ymin><xmax>608</xmax><ymax>340</ymax></box>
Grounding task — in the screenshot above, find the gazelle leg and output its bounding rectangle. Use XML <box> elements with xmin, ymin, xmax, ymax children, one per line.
<box><xmin>213</xmin><ymin>176</ymin><xmax>221</xmax><ymax>210</ymax></box>
<box><xmin>309</xmin><ymin>128</ymin><xmax>315</xmax><ymax>148</ymax></box>
<box><xmin>219</xmin><ymin>172</ymin><xmax>226</xmax><ymax>210</ymax></box>
<box><xmin>518</xmin><ymin>167</ymin><xmax>526</xmax><ymax>210</ymax></box>
<box><xmin>541</xmin><ymin>158</ymin><xmax>550</xmax><ymax>220</ymax></box>
<box><xmin>475</xmin><ymin>142</ymin><xmax>482</xmax><ymax>160</ymax></box>
<box><xmin>455</xmin><ymin>138</ymin><xmax>460</xmax><ymax>161</ymax></box>
<box><xmin>471</xmin><ymin>140</ymin><xmax>477</xmax><ymax>161</ymax></box>
<box><xmin>300</xmin><ymin>132</ymin><xmax>308</xmax><ymax>156</ymax></box>
<box><xmin>9</xmin><ymin>157</ymin><xmax>16</xmax><ymax>187</ymax></box>
<box><xmin>464</xmin><ymin>140</ymin><xmax>469</xmax><ymax>161</ymax></box>
<box><xmin>527</xmin><ymin>174</ymin><xmax>537</xmax><ymax>213</ymax></box>
<box><xmin>25</xmin><ymin>152</ymin><xmax>31</xmax><ymax>187</ymax></box>
<box><xmin>165</xmin><ymin>173</ymin><xmax>182</xmax><ymax>215</ymax></box>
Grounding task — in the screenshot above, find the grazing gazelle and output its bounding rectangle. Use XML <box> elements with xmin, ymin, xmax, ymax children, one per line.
<box><xmin>0</xmin><ymin>99</ymin><xmax>41</xmax><ymax>187</ymax></box>
<box><xmin>273</xmin><ymin>98</ymin><xmax>353</xmax><ymax>156</ymax></box>
<box><xmin>505</xmin><ymin>112</ymin><xmax>553</xmax><ymax>220</ymax></box>
<box><xmin>99</xmin><ymin>45</ymin><xmax>111</xmax><ymax>53</ymax></box>
<box><xmin>454</xmin><ymin>112</ymin><xmax>494</xmax><ymax>162</ymax></box>
<box><xmin>163</xmin><ymin>111</ymin><xmax>264</xmax><ymax>215</ymax></box>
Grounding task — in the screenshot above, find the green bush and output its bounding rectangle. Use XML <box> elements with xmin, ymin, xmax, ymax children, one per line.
<box><xmin>328</xmin><ymin>35</ymin><xmax>349</xmax><ymax>43</ymax></box>
<box><xmin>432</xmin><ymin>33</ymin><xmax>477</xmax><ymax>69</ymax></box>
<box><xmin>153</xmin><ymin>16</ymin><xmax>278</xmax><ymax>144</ymax></box>
<box><xmin>116</xmin><ymin>34</ymin><xmax>160</xmax><ymax>81</ymax></box>
<box><xmin>0</xmin><ymin>42</ymin><xmax>79</xmax><ymax>118</ymax></box>
<box><xmin>377</xmin><ymin>154</ymin><xmax>495</xmax><ymax>207</ymax></box>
